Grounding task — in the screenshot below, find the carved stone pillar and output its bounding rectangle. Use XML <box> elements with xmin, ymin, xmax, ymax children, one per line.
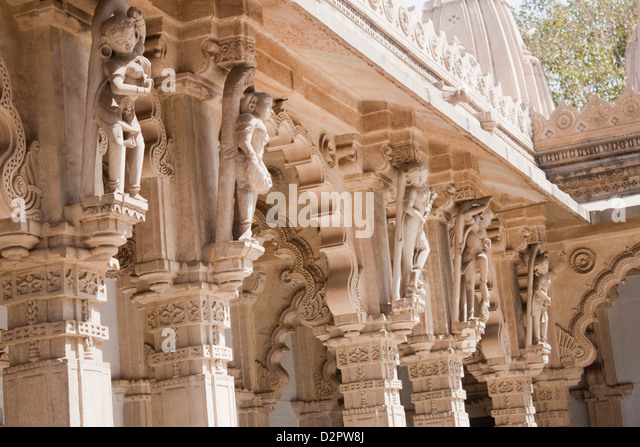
<box><xmin>292</xmin><ymin>399</ymin><xmax>343</xmax><ymax>427</ymax></box>
<box><xmin>236</xmin><ymin>391</ymin><xmax>273</xmax><ymax>427</ymax></box>
<box><xmin>133</xmin><ymin>240</ymin><xmax>263</xmax><ymax>426</ymax></box>
<box><xmin>533</xmin><ymin>369</ymin><xmax>582</xmax><ymax>427</ymax></box>
<box><xmin>398</xmin><ymin>184</ymin><xmax>485</xmax><ymax>427</ymax></box>
<box><xmin>112</xmin><ymin>379</ymin><xmax>153</xmax><ymax>427</ymax></box>
<box><xmin>485</xmin><ymin>374</ymin><xmax>537</xmax><ymax>427</ymax></box>
<box><xmin>0</xmin><ymin>195</ymin><xmax>146</xmax><ymax>427</ymax></box>
<box><xmin>574</xmin><ymin>383</ymin><xmax>634</xmax><ymax>427</ymax></box>
<box><xmin>404</xmin><ymin>350</ymin><xmax>468</xmax><ymax>427</ymax></box>
<box><xmin>327</xmin><ymin>333</ymin><xmax>406</xmax><ymax>427</ymax></box>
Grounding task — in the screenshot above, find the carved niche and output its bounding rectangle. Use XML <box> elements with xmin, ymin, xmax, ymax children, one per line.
<box><xmin>81</xmin><ymin>1</ymin><xmax>155</xmax><ymax>200</ymax></box>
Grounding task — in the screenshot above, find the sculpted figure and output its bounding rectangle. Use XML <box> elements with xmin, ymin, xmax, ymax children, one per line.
<box><xmin>233</xmin><ymin>92</ymin><xmax>273</xmax><ymax>241</ymax></box>
<box><xmin>453</xmin><ymin>197</ymin><xmax>494</xmax><ymax>323</ymax></box>
<box><xmin>528</xmin><ymin>248</ymin><xmax>551</xmax><ymax>345</ymax></box>
<box><xmin>82</xmin><ymin>4</ymin><xmax>152</xmax><ymax>200</ymax></box>
<box><xmin>392</xmin><ymin>162</ymin><xmax>436</xmax><ymax>302</ymax></box>
<box><xmin>98</xmin><ymin>8</ymin><xmax>152</xmax><ymax>199</ymax></box>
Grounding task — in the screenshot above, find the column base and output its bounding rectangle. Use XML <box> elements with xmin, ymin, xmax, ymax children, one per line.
<box><xmin>151</xmin><ymin>373</ymin><xmax>236</xmax><ymax>427</ymax></box>
<box><xmin>3</xmin><ymin>358</ymin><xmax>113</xmax><ymax>427</ymax></box>
<box><xmin>342</xmin><ymin>404</ymin><xmax>406</xmax><ymax>427</ymax></box>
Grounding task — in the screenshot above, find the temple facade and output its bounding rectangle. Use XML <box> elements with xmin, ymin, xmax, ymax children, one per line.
<box><xmin>0</xmin><ymin>0</ymin><xmax>638</xmax><ymax>427</ymax></box>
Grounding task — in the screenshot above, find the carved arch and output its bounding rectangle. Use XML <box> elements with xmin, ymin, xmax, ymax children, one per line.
<box><xmin>0</xmin><ymin>56</ymin><xmax>42</xmax><ymax>221</ymax></box>
<box><xmin>563</xmin><ymin>243</ymin><xmax>640</xmax><ymax>367</ymax></box>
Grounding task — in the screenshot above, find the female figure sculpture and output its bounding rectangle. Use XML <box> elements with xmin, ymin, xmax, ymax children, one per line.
<box><xmin>452</xmin><ymin>197</ymin><xmax>494</xmax><ymax>323</ymax></box>
<box><xmin>234</xmin><ymin>91</ymin><xmax>273</xmax><ymax>241</ymax></box>
<box><xmin>527</xmin><ymin>247</ymin><xmax>551</xmax><ymax>345</ymax></box>
<box><xmin>82</xmin><ymin>3</ymin><xmax>152</xmax><ymax>200</ymax></box>
<box><xmin>392</xmin><ymin>162</ymin><xmax>436</xmax><ymax>302</ymax></box>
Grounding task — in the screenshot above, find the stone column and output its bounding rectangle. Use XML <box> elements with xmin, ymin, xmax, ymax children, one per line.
<box><xmin>134</xmin><ymin>240</ymin><xmax>263</xmax><ymax>426</ymax></box>
<box><xmin>292</xmin><ymin>399</ymin><xmax>343</xmax><ymax>427</ymax></box>
<box><xmin>328</xmin><ymin>332</ymin><xmax>406</xmax><ymax>427</ymax></box>
<box><xmin>575</xmin><ymin>383</ymin><xmax>634</xmax><ymax>427</ymax></box>
<box><xmin>399</xmin><ymin>188</ymin><xmax>485</xmax><ymax>427</ymax></box>
<box><xmin>403</xmin><ymin>322</ymin><xmax>483</xmax><ymax>428</ymax></box>
<box><xmin>112</xmin><ymin>380</ymin><xmax>153</xmax><ymax>427</ymax></box>
<box><xmin>533</xmin><ymin>368</ymin><xmax>582</xmax><ymax>427</ymax></box>
<box><xmin>0</xmin><ymin>194</ymin><xmax>146</xmax><ymax>427</ymax></box>
<box><xmin>236</xmin><ymin>391</ymin><xmax>273</xmax><ymax>427</ymax></box>
<box><xmin>404</xmin><ymin>350</ymin><xmax>468</xmax><ymax>427</ymax></box>
<box><xmin>485</xmin><ymin>374</ymin><xmax>537</xmax><ymax>427</ymax></box>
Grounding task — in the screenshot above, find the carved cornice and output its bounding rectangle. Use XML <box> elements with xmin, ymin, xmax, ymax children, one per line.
<box><xmin>533</xmin><ymin>88</ymin><xmax>640</xmax><ymax>148</ymax></box>
<box><xmin>534</xmin><ymin>89</ymin><xmax>640</xmax><ymax>200</ymax></box>
<box><xmin>317</xmin><ymin>0</ymin><xmax>532</xmax><ymax>143</ymax></box>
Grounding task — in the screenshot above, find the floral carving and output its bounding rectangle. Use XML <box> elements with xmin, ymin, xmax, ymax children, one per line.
<box><xmin>16</xmin><ymin>273</ymin><xmax>43</xmax><ymax>295</ymax></box>
<box><xmin>570</xmin><ymin>248</ymin><xmax>596</xmax><ymax>274</ymax></box>
<box><xmin>158</xmin><ymin>303</ymin><xmax>185</xmax><ymax>325</ymax></box>
<box><xmin>398</xmin><ymin>7</ymin><xmax>410</xmax><ymax>35</ymax></box>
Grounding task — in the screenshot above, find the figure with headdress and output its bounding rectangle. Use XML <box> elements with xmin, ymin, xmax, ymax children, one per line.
<box><xmin>527</xmin><ymin>247</ymin><xmax>551</xmax><ymax>345</ymax></box>
<box><xmin>392</xmin><ymin>161</ymin><xmax>436</xmax><ymax>302</ymax></box>
<box><xmin>234</xmin><ymin>91</ymin><xmax>273</xmax><ymax>241</ymax></box>
<box><xmin>453</xmin><ymin>197</ymin><xmax>494</xmax><ymax>323</ymax></box>
<box><xmin>82</xmin><ymin>2</ymin><xmax>152</xmax><ymax>200</ymax></box>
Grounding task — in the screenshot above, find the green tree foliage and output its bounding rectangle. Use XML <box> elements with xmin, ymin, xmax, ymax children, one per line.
<box><xmin>514</xmin><ymin>0</ymin><xmax>638</xmax><ymax>109</ymax></box>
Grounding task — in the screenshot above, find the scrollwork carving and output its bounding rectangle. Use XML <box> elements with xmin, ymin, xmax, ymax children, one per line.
<box><xmin>0</xmin><ymin>57</ymin><xmax>42</xmax><ymax>221</ymax></box>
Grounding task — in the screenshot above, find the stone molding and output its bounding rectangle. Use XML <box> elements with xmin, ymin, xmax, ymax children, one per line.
<box><xmin>306</xmin><ymin>0</ymin><xmax>532</xmax><ymax>143</ymax></box>
<box><xmin>533</xmin><ymin>88</ymin><xmax>640</xmax><ymax>147</ymax></box>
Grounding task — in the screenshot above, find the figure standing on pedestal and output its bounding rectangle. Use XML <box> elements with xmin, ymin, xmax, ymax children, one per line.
<box><xmin>453</xmin><ymin>197</ymin><xmax>494</xmax><ymax>323</ymax></box>
<box><xmin>82</xmin><ymin>3</ymin><xmax>152</xmax><ymax>200</ymax></box>
<box><xmin>527</xmin><ymin>248</ymin><xmax>551</xmax><ymax>345</ymax></box>
<box><xmin>234</xmin><ymin>92</ymin><xmax>273</xmax><ymax>241</ymax></box>
<box><xmin>216</xmin><ymin>64</ymin><xmax>273</xmax><ymax>244</ymax></box>
<box><xmin>392</xmin><ymin>161</ymin><xmax>436</xmax><ymax>302</ymax></box>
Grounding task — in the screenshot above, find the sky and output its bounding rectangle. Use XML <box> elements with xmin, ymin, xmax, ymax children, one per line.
<box><xmin>404</xmin><ymin>0</ymin><xmax>523</xmax><ymax>11</ymax></box>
